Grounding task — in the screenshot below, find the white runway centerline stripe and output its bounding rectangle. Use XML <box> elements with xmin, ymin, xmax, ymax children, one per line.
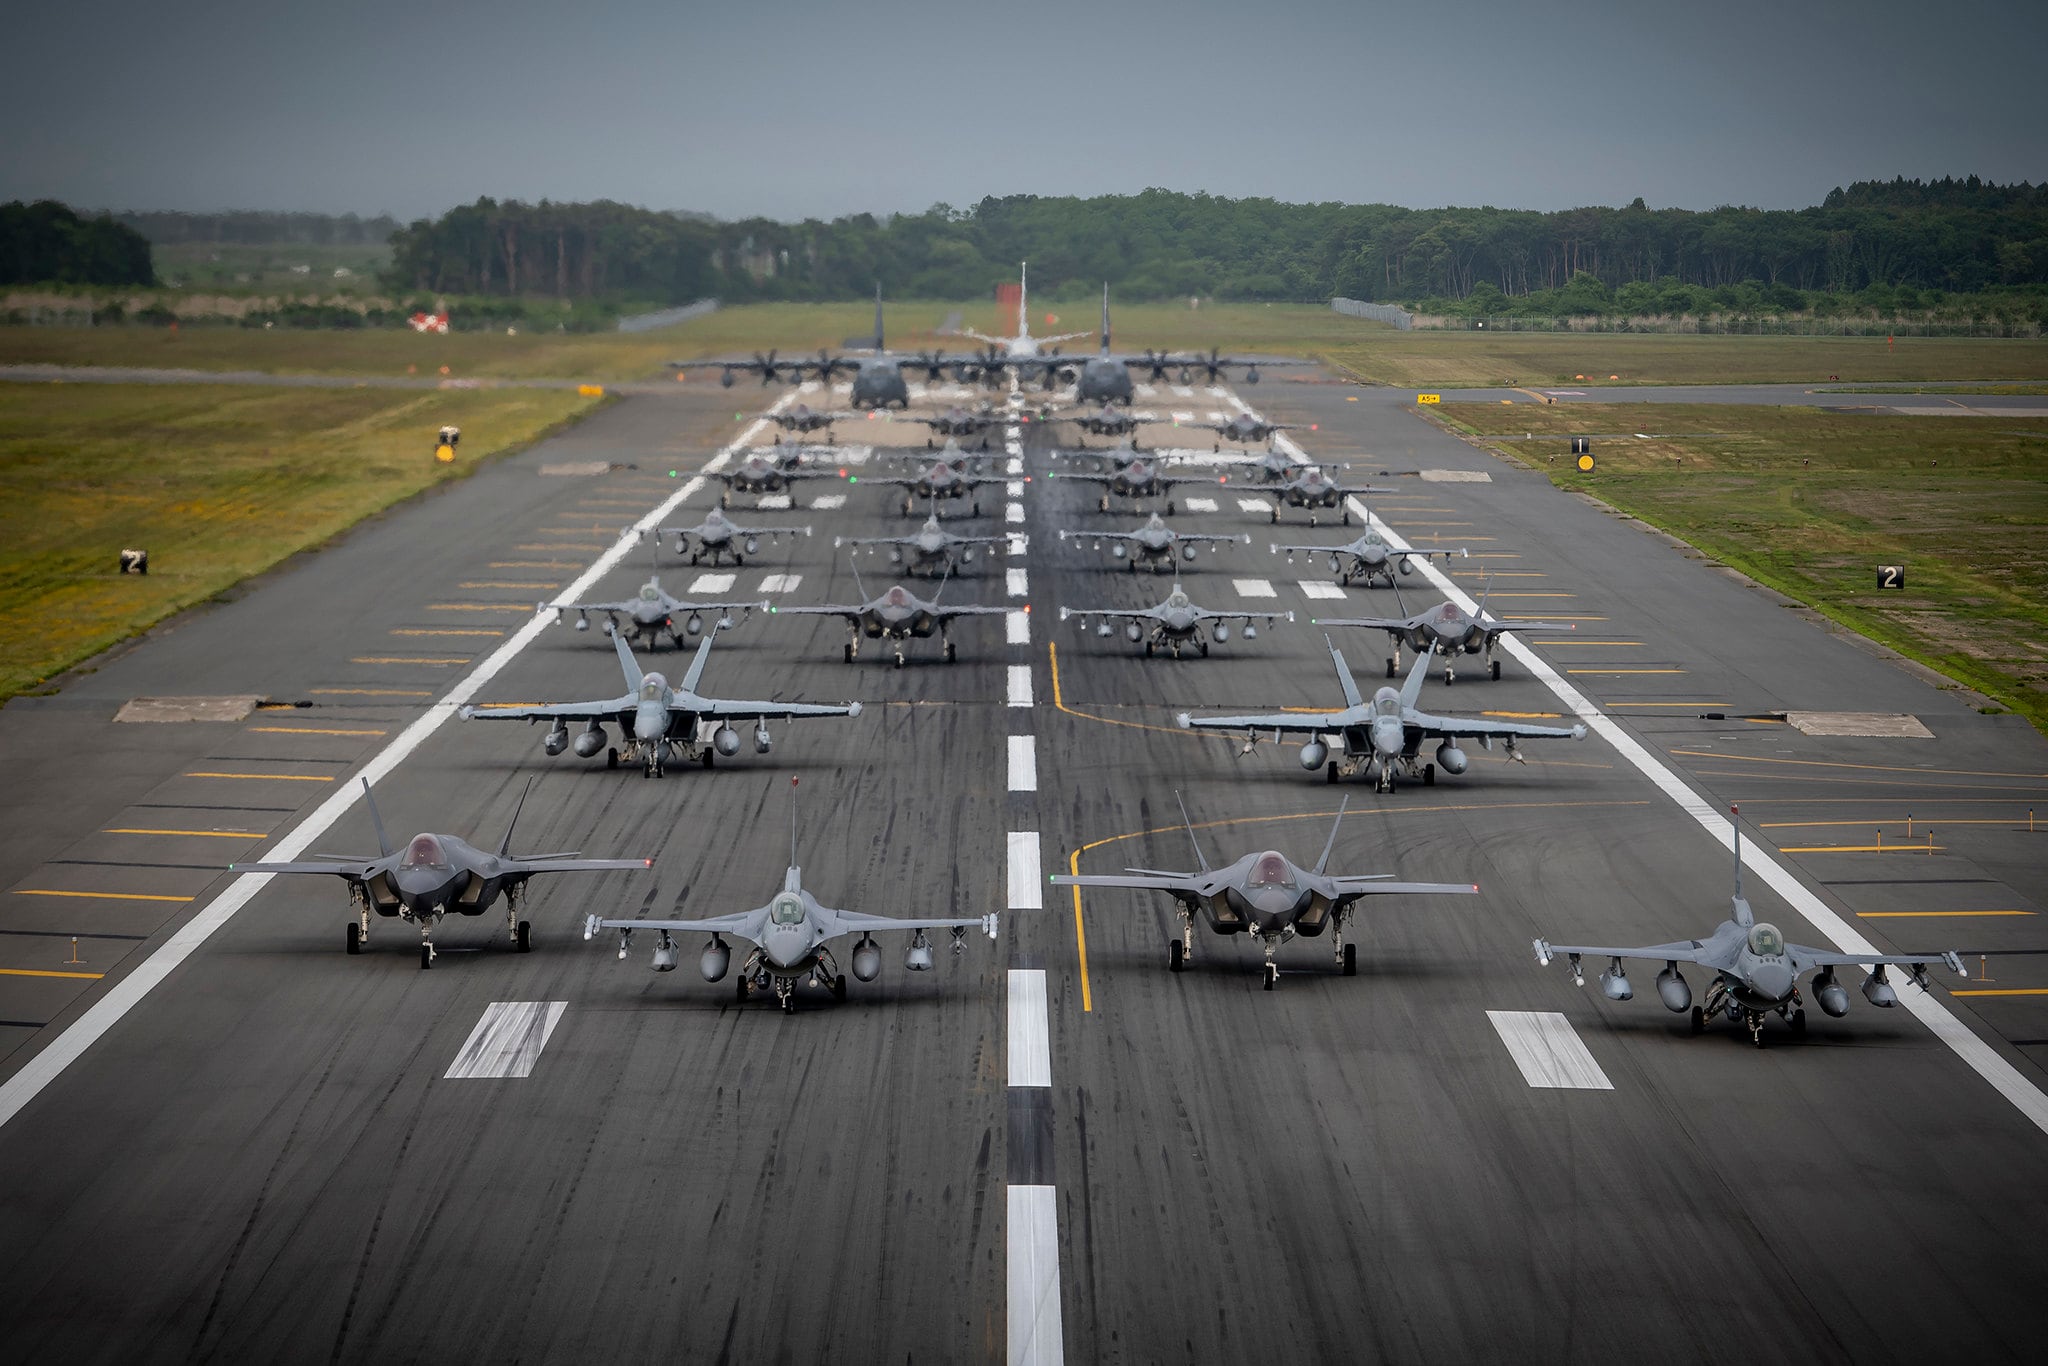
<box><xmin>1299</xmin><ymin>580</ymin><xmax>1348</xmax><ymax>600</ymax></box>
<box><xmin>1008</xmin><ymin>664</ymin><xmax>1034</xmax><ymax>708</ymax></box>
<box><xmin>1486</xmin><ymin>1011</ymin><xmax>1613</xmax><ymax>1090</ymax></box>
<box><xmin>1007</xmin><ymin>567</ymin><xmax>1030</xmax><ymax>598</ymax></box>
<box><xmin>1009</xmin><ymin>735</ymin><xmax>1038</xmax><ymax>791</ymax></box>
<box><xmin>1236</xmin><ymin>498</ymin><xmax>1273</xmax><ymax>515</ymax></box>
<box><xmin>0</xmin><ymin>392</ymin><xmax>797</xmax><ymax>1133</ymax></box>
<box><xmin>1007</xmin><ymin>457</ymin><xmax>1023</xmax><ymax>475</ymax></box>
<box><xmin>1232</xmin><ymin>578</ymin><xmax>1277</xmax><ymax>599</ymax></box>
<box><xmin>689</xmin><ymin>573</ymin><xmax>737</xmax><ymax>593</ymax></box>
<box><xmin>1008</xmin><ymin>532</ymin><xmax>1029</xmax><ymax>557</ymax></box>
<box><xmin>1007</xmin><ymin>480</ymin><xmax>1026</xmax><ymax>497</ymax></box>
<box><xmin>1007</xmin><ymin>609</ymin><xmax>1032</xmax><ymax>645</ymax></box>
<box><xmin>757</xmin><ymin>573</ymin><xmax>803</xmax><ymax>593</ymax></box>
<box><xmin>1008</xmin><ymin>1184</ymin><xmax>1064</xmax><ymax>1366</ymax></box>
<box><xmin>1007</xmin><ymin>831</ymin><xmax>1043</xmax><ymax>908</ymax></box>
<box><xmin>1006</xmin><ymin>502</ymin><xmax>1026</xmax><ymax>524</ymax></box>
<box><xmin>446</xmin><ymin>1001</ymin><xmax>568</xmax><ymax>1079</ymax></box>
<box><xmin>1008</xmin><ymin>968</ymin><xmax>1051</xmax><ymax>1085</ymax></box>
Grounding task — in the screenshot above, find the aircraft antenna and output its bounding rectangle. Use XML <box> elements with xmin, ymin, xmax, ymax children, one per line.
<box><xmin>499</xmin><ymin>775</ymin><xmax>536</xmax><ymax>855</ymax></box>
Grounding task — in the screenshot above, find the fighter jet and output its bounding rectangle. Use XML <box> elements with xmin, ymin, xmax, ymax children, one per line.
<box><xmin>1050</xmin><ymin>794</ymin><xmax>1476</xmax><ymax>990</ymax></box>
<box><xmin>1059</xmin><ymin>581</ymin><xmax>1291</xmax><ymax>658</ymax></box>
<box><xmin>1213</xmin><ymin>446</ymin><xmax>1339</xmax><ymax>484</ymax></box>
<box><xmin>916</xmin><ymin>401</ymin><xmax>1005</xmax><ymax>448</ymax></box>
<box><xmin>231</xmin><ymin>778</ymin><xmax>651</xmax><ymax>969</ymax></box>
<box><xmin>1053</xmin><ymin>403</ymin><xmax>1167</xmax><ymax>444</ymax></box>
<box><xmin>587</xmin><ymin>780</ymin><xmax>997</xmax><ymax>1014</ymax></box>
<box><xmin>764</xmin><ymin>402</ymin><xmax>854</xmax><ymax>439</ymax></box>
<box><xmin>1262</xmin><ymin>466</ymin><xmax>1394</xmax><ymax>525</ymax></box>
<box><xmin>1048</xmin><ymin>445</ymin><xmax>1225</xmax><ymax>515</ymax></box>
<box><xmin>542</xmin><ymin>574</ymin><xmax>768</xmax><ymax>650</ymax></box>
<box><xmin>773</xmin><ymin>563</ymin><xmax>1008</xmax><ymax>665</ymax></box>
<box><xmin>1178</xmin><ymin>641</ymin><xmax>1585</xmax><ymax>789</ymax></box>
<box><xmin>854</xmin><ymin>443</ymin><xmax>1007</xmax><ymax>517</ymax></box>
<box><xmin>1318</xmin><ymin>577</ymin><xmax>1575</xmax><ymax>682</ymax></box>
<box><xmin>1273</xmin><ymin>528</ymin><xmax>1465</xmax><ymax>589</ymax></box>
<box><xmin>710</xmin><ymin>443</ymin><xmax>843</xmax><ymax>508</ymax></box>
<box><xmin>1059</xmin><ymin>514</ymin><xmax>1248</xmax><ymax>574</ymax></box>
<box><xmin>835</xmin><ymin>508</ymin><xmax>1007</xmax><ymax>578</ymax></box>
<box><xmin>1535</xmin><ymin>807</ymin><xmax>1965</xmax><ymax>1046</ymax></box>
<box><xmin>1203</xmin><ymin>410</ymin><xmax>1302</xmax><ymax>451</ymax></box>
<box><xmin>459</xmin><ymin>627</ymin><xmax>862</xmax><ymax>776</ymax></box>
<box><xmin>655</xmin><ymin>508</ymin><xmax>812</xmax><ymax>568</ymax></box>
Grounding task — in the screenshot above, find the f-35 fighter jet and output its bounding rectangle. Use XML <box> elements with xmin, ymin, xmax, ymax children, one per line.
<box><xmin>764</xmin><ymin>402</ymin><xmax>854</xmax><ymax>439</ymax></box>
<box><xmin>1060</xmin><ymin>514</ymin><xmax>1248</xmax><ymax>573</ymax></box>
<box><xmin>587</xmin><ymin>780</ymin><xmax>997</xmax><ymax>1013</ymax></box>
<box><xmin>232</xmin><ymin>778</ymin><xmax>650</xmax><ymax>968</ymax></box>
<box><xmin>460</xmin><ymin>627</ymin><xmax>861</xmax><ymax>776</ymax></box>
<box><xmin>1178</xmin><ymin>641</ymin><xmax>1585</xmax><ymax>789</ymax></box>
<box><xmin>1318</xmin><ymin>577</ymin><xmax>1575</xmax><ymax>682</ymax></box>
<box><xmin>1051</xmin><ymin>795</ymin><xmax>1476</xmax><ymax>990</ymax></box>
<box><xmin>1060</xmin><ymin>581</ymin><xmax>1290</xmax><ymax>658</ymax></box>
<box><xmin>1535</xmin><ymin>807</ymin><xmax>1964</xmax><ymax>1046</ymax></box>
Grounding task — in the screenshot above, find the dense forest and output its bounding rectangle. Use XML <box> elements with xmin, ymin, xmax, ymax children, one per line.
<box><xmin>116</xmin><ymin>210</ymin><xmax>401</xmax><ymax>247</ymax></box>
<box><xmin>0</xmin><ymin>201</ymin><xmax>154</xmax><ymax>287</ymax></box>
<box><xmin>379</xmin><ymin>179</ymin><xmax>2048</xmax><ymax>317</ymax></box>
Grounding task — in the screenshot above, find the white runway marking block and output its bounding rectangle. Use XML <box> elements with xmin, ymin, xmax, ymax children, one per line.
<box><xmin>755</xmin><ymin>495</ymin><xmax>794</xmax><ymax>509</ymax></box>
<box><xmin>757</xmin><ymin>574</ymin><xmax>802</xmax><ymax>593</ymax></box>
<box><xmin>445</xmin><ymin>1002</ymin><xmax>567</xmax><ymax>1079</ymax></box>
<box><xmin>1299</xmin><ymin>581</ymin><xmax>1347</xmax><ymax>600</ymax></box>
<box><xmin>1236</xmin><ymin>499</ymin><xmax>1272</xmax><ymax>515</ymax></box>
<box><xmin>688</xmin><ymin>574</ymin><xmax>737</xmax><ymax>593</ymax></box>
<box><xmin>1006</xmin><ymin>610</ymin><xmax>1031</xmax><ymax>644</ymax></box>
<box><xmin>1008</xmin><ymin>1184</ymin><xmax>1065</xmax><ymax>1366</ymax></box>
<box><xmin>808</xmin><ymin>494</ymin><xmax>847</xmax><ymax>510</ymax></box>
<box><xmin>1007</xmin><ymin>568</ymin><xmax>1030</xmax><ymax>598</ymax></box>
<box><xmin>1181</xmin><ymin>497</ymin><xmax>1218</xmax><ymax>513</ymax></box>
<box><xmin>1007</xmin><ymin>502</ymin><xmax>1026</xmax><ymax>524</ymax></box>
<box><xmin>1487</xmin><ymin>1011</ymin><xmax>1614</xmax><ymax>1090</ymax></box>
<box><xmin>1007</xmin><ymin>832</ymin><xmax>1043</xmax><ymax>908</ymax></box>
<box><xmin>1008</xmin><ymin>664</ymin><xmax>1034</xmax><ymax>707</ymax></box>
<box><xmin>1008</xmin><ymin>967</ymin><xmax>1051</xmax><ymax>1084</ymax></box>
<box><xmin>1008</xmin><ymin>735</ymin><xmax>1037</xmax><ymax>791</ymax></box>
<box><xmin>1232</xmin><ymin>578</ymin><xmax>1277</xmax><ymax>599</ymax></box>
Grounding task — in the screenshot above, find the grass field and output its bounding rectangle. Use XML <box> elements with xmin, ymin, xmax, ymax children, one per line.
<box><xmin>0</xmin><ymin>383</ymin><xmax>600</xmax><ymax>702</ymax></box>
<box><xmin>1434</xmin><ymin>402</ymin><xmax>2048</xmax><ymax>732</ymax></box>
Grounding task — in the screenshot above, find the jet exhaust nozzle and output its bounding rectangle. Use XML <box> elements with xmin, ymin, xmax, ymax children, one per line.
<box><xmin>1655</xmin><ymin>965</ymin><xmax>1692</xmax><ymax>1012</ymax></box>
<box><xmin>1814</xmin><ymin>969</ymin><xmax>1851</xmax><ymax>1017</ymax></box>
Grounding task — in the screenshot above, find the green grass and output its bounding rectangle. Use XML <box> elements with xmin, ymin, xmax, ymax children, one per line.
<box><xmin>0</xmin><ymin>382</ymin><xmax>601</xmax><ymax>702</ymax></box>
<box><xmin>1435</xmin><ymin>402</ymin><xmax>2048</xmax><ymax>733</ymax></box>
<box><xmin>151</xmin><ymin>241</ymin><xmax>392</xmax><ymax>295</ymax></box>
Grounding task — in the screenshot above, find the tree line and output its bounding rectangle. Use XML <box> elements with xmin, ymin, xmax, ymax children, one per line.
<box><xmin>379</xmin><ymin>179</ymin><xmax>2048</xmax><ymax>314</ymax></box>
<box><xmin>1</xmin><ymin>201</ymin><xmax>154</xmax><ymax>287</ymax></box>
<box><xmin>115</xmin><ymin>210</ymin><xmax>401</xmax><ymax>247</ymax></box>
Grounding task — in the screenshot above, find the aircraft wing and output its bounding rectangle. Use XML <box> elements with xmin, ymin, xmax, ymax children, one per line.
<box><xmin>587</xmin><ymin>910</ymin><xmax>759</xmax><ymax>938</ymax></box>
<box><xmin>768</xmin><ymin>604</ymin><xmax>863</xmax><ymax>623</ymax></box>
<box><xmin>1328</xmin><ymin>879</ymin><xmax>1480</xmax><ymax>897</ymax></box>
<box><xmin>725</xmin><ymin>523</ymin><xmax>813</xmax><ymax>539</ymax></box>
<box><xmin>1788</xmin><ymin>944</ymin><xmax>1965</xmax><ymax>977</ymax></box>
<box><xmin>933</xmin><ymin>605</ymin><xmax>1012</xmax><ymax>620</ymax></box>
<box><xmin>691</xmin><ymin>696</ymin><xmax>864</xmax><ymax>721</ymax></box>
<box><xmin>1049</xmin><ymin>872</ymin><xmax>1201</xmax><ymax>894</ymax></box>
<box><xmin>1271</xmin><ymin>541</ymin><xmax>1358</xmax><ymax>558</ymax></box>
<box><xmin>830</xmin><ymin>908</ymin><xmax>999</xmax><ymax>935</ymax></box>
<box><xmin>711</xmin><ymin>467</ymin><xmax>838</xmax><ymax>484</ymax></box>
<box><xmin>1176</xmin><ymin>709</ymin><xmax>1351</xmax><ymax>737</ymax></box>
<box><xmin>459</xmin><ymin>697</ymin><xmax>635</xmax><ymax>724</ymax></box>
<box><xmin>1534</xmin><ymin>938</ymin><xmax>1720</xmax><ymax>968</ymax></box>
<box><xmin>659</xmin><ymin>597</ymin><xmax>771</xmax><ymax>616</ymax></box>
<box><xmin>1315</xmin><ymin>614</ymin><xmax>1417</xmax><ymax>633</ymax></box>
<box><xmin>230</xmin><ymin>859</ymin><xmax>374</xmax><ymax>878</ymax></box>
<box><xmin>505</xmin><ymin>856</ymin><xmax>653</xmax><ymax>875</ymax></box>
<box><xmin>1403</xmin><ymin>709</ymin><xmax>1587</xmax><ymax>743</ymax></box>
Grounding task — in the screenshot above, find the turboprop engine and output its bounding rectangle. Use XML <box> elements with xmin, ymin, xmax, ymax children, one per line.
<box><xmin>699</xmin><ymin>936</ymin><xmax>731</xmax><ymax>982</ymax></box>
<box><xmin>713</xmin><ymin>725</ymin><xmax>741</xmax><ymax>757</ymax></box>
<box><xmin>573</xmin><ymin>726</ymin><xmax>606</xmax><ymax>758</ymax></box>
<box><xmin>1813</xmin><ymin>969</ymin><xmax>1851</xmax><ymax>1017</ymax></box>
<box><xmin>851</xmin><ymin>937</ymin><xmax>881</xmax><ymax>982</ymax></box>
<box><xmin>544</xmin><ymin>724</ymin><xmax>570</xmax><ymax>756</ymax></box>
<box><xmin>1299</xmin><ymin>739</ymin><xmax>1329</xmax><ymax>770</ymax></box>
<box><xmin>1656</xmin><ymin>965</ymin><xmax>1692</xmax><ymax>1012</ymax></box>
<box><xmin>1435</xmin><ymin>742</ymin><xmax>1469</xmax><ymax>775</ymax></box>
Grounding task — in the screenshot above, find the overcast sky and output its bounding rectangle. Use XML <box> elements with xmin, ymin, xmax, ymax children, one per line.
<box><xmin>6</xmin><ymin>0</ymin><xmax>2041</xmax><ymax>222</ymax></box>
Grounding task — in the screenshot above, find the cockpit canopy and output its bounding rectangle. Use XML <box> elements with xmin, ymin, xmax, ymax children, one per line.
<box><xmin>1747</xmin><ymin>923</ymin><xmax>1785</xmax><ymax>957</ymax></box>
<box><xmin>638</xmin><ymin>584</ymin><xmax>661</xmax><ymax>602</ymax></box>
<box><xmin>1165</xmin><ymin>590</ymin><xmax>1189</xmax><ymax>610</ymax></box>
<box><xmin>1374</xmin><ymin>694</ymin><xmax>1401</xmax><ymax>717</ymax></box>
<box><xmin>770</xmin><ymin>893</ymin><xmax>806</xmax><ymax>926</ymax></box>
<box><xmin>1434</xmin><ymin>603</ymin><xmax>1464</xmax><ymax>624</ymax></box>
<box><xmin>401</xmin><ymin>834</ymin><xmax>447</xmax><ymax>869</ymax></box>
<box><xmin>884</xmin><ymin>586</ymin><xmax>911</xmax><ymax>607</ymax></box>
<box><xmin>639</xmin><ymin>675</ymin><xmax>666</xmax><ymax>702</ymax></box>
<box><xmin>1363</xmin><ymin>531</ymin><xmax>1384</xmax><ymax>546</ymax></box>
<box><xmin>1248</xmin><ymin>852</ymin><xmax>1296</xmax><ymax>889</ymax></box>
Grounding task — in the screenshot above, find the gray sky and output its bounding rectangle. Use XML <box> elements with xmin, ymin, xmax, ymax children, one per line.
<box><xmin>7</xmin><ymin>0</ymin><xmax>2041</xmax><ymax>222</ymax></box>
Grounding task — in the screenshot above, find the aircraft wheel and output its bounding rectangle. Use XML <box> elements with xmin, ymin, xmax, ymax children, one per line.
<box><xmin>1169</xmin><ymin>940</ymin><xmax>1185</xmax><ymax>973</ymax></box>
<box><xmin>901</xmin><ymin>500</ymin><xmax>913</xmax><ymax>516</ymax></box>
<box><xmin>1129</xmin><ymin>559</ymin><xmax>1138</xmax><ymax>572</ymax></box>
<box><xmin>1098</xmin><ymin>497</ymin><xmax>1109</xmax><ymax>513</ymax></box>
<box><xmin>1262</xmin><ymin>963</ymin><xmax>1278</xmax><ymax>991</ymax></box>
<box><xmin>346</xmin><ymin>923</ymin><xmax>361</xmax><ymax>955</ymax></box>
<box><xmin>733</xmin><ymin>554</ymin><xmax>744</xmax><ymax>568</ymax></box>
<box><xmin>1385</xmin><ymin>659</ymin><xmax>1396</xmax><ymax>679</ymax></box>
<box><xmin>516</xmin><ymin>921</ymin><xmax>532</xmax><ymax>953</ymax></box>
<box><xmin>944</xmin><ymin>641</ymin><xmax>957</xmax><ymax>663</ymax></box>
<box><xmin>893</xmin><ymin>653</ymin><xmax>905</xmax><ymax>669</ymax></box>
<box><xmin>1689</xmin><ymin>1006</ymin><xmax>1705</xmax><ymax>1035</ymax></box>
<box><xmin>419</xmin><ymin>944</ymin><xmax>433</xmax><ymax>970</ymax></box>
<box><xmin>736</xmin><ymin>976</ymin><xmax>749</xmax><ymax>1000</ymax></box>
<box><xmin>719</xmin><ymin>493</ymin><xmax>730</xmax><ymax>509</ymax></box>
<box><xmin>1341</xmin><ymin>511</ymin><xmax>1351</xmax><ymax>526</ymax></box>
<box><xmin>701</xmin><ymin>749</ymin><xmax>715</xmax><ymax>769</ymax></box>
<box><xmin>1791</xmin><ymin>1008</ymin><xmax>1807</xmax><ymax>1035</ymax></box>
<box><xmin>1491</xmin><ymin>659</ymin><xmax>1502</xmax><ymax>681</ymax></box>
<box><xmin>1326</xmin><ymin>761</ymin><xmax>1339</xmax><ymax>784</ymax></box>
<box><xmin>972</xmin><ymin>502</ymin><xmax>982</xmax><ymax>517</ymax></box>
<box><xmin>1269</xmin><ymin>509</ymin><xmax>1279</xmax><ymax>525</ymax></box>
<box><xmin>1165</xmin><ymin>501</ymin><xmax>1176</xmax><ymax>516</ymax></box>
<box><xmin>606</xmin><ymin>747</ymin><xmax>619</xmax><ymax>769</ymax></box>
<box><xmin>689</xmin><ymin>551</ymin><xmax>699</xmax><ymax>566</ymax></box>
<box><xmin>833</xmin><ymin>974</ymin><xmax>848</xmax><ymax>1001</ymax></box>
<box><xmin>844</xmin><ymin>642</ymin><xmax>854</xmax><ymax>663</ymax></box>
<box><xmin>1199</xmin><ymin>640</ymin><xmax>1209</xmax><ymax>657</ymax></box>
<box><xmin>1144</xmin><ymin>642</ymin><xmax>1154</xmax><ymax>657</ymax></box>
<box><xmin>1424</xmin><ymin>763</ymin><xmax>1436</xmax><ymax>786</ymax></box>
<box><xmin>780</xmin><ymin>993</ymin><xmax>795</xmax><ymax>1015</ymax></box>
<box><xmin>1342</xmin><ymin>944</ymin><xmax>1357</xmax><ymax>977</ymax></box>
<box><xmin>1753</xmin><ymin>1026</ymin><xmax>1768</xmax><ymax>1049</ymax></box>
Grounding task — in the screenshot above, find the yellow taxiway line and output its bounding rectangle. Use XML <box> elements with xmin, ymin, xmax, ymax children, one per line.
<box><xmin>1858</xmin><ymin>910</ymin><xmax>2033</xmax><ymax>917</ymax></box>
<box><xmin>13</xmin><ymin>889</ymin><xmax>192</xmax><ymax>902</ymax></box>
<box><xmin>0</xmin><ymin>967</ymin><xmax>104</xmax><ymax>980</ymax></box>
<box><xmin>248</xmin><ymin>727</ymin><xmax>387</xmax><ymax>737</ymax></box>
<box><xmin>185</xmin><ymin>772</ymin><xmax>334</xmax><ymax>782</ymax></box>
<box><xmin>104</xmin><ymin>828</ymin><xmax>263</xmax><ymax>839</ymax></box>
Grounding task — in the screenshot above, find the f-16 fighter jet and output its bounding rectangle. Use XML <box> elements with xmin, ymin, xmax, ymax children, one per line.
<box><xmin>460</xmin><ymin>627</ymin><xmax>861</xmax><ymax>776</ymax></box>
<box><xmin>1051</xmin><ymin>794</ymin><xmax>1476</xmax><ymax>990</ymax></box>
<box><xmin>543</xmin><ymin>574</ymin><xmax>767</xmax><ymax>650</ymax></box>
<box><xmin>764</xmin><ymin>402</ymin><xmax>853</xmax><ymax>439</ymax></box>
<box><xmin>232</xmin><ymin>778</ymin><xmax>650</xmax><ymax>968</ymax></box>
<box><xmin>710</xmin><ymin>442</ymin><xmax>841</xmax><ymax>507</ymax></box>
<box><xmin>774</xmin><ymin>563</ymin><xmax>1008</xmax><ymax>665</ymax></box>
<box><xmin>1317</xmin><ymin>577</ymin><xmax>1575</xmax><ymax>682</ymax></box>
<box><xmin>655</xmin><ymin>507</ymin><xmax>812</xmax><ymax>567</ymax></box>
<box><xmin>1059</xmin><ymin>581</ymin><xmax>1290</xmax><ymax>658</ymax></box>
<box><xmin>587</xmin><ymin>780</ymin><xmax>997</xmax><ymax>1013</ymax></box>
<box><xmin>854</xmin><ymin>442</ymin><xmax>1007</xmax><ymax>517</ymax></box>
<box><xmin>1060</xmin><ymin>514</ymin><xmax>1248</xmax><ymax>573</ymax></box>
<box><xmin>1262</xmin><ymin>466</ymin><xmax>1394</xmax><ymax>525</ymax></box>
<box><xmin>1049</xmin><ymin>445</ymin><xmax>1225</xmax><ymax>515</ymax></box>
<box><xmin>835</xmin><ymin>508</ymin><xmax>1007</xmax><ymax>578</ymax></box>
<box><xmin>1272</xmin><ymin>527</ymin><xmax>1465</xmax><ymax>589</ymax></box>
<box><xmin>1178</xmin><ymin>641</ymin><xmax>1585</xmax><ymax>790</ymax></box>
<box><xmin>1535</xmin><ymin>807</ymin><xmax>1964</xmax><ymax>1046</ymax></box>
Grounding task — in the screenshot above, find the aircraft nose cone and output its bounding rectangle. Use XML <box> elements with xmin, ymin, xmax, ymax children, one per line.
<box><xmin>1752</xmin><ymin>961</ymin><xmax>1795</xmax><ymax>1003</ymax></box>
<box><xmin>393</xmin><ymin>868</ymin><xmax>451</xmax><ymax>908</ymax></box>
<box><xmin>763</xmin><ymin>927</ymin><xmax>809</xmax><ymax>970</ymax></box>
<box><xmin>1370</xmin><ymin>717</ymin><xmax>1405</xmax><ymax>755</ymax></box>
<box><xmin>633</xmin><ymin>702</ymin><xmax>668</xmax><ymax>742</ymax></box>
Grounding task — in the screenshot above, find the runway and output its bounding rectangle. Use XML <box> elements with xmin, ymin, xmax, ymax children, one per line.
<box><xmin>1</xmin><ymin>366</ymin><xmax>2045</xmax><ymax>1362</ymax></box>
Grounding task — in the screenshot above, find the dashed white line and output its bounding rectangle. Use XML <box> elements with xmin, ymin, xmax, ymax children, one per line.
<box><xmin>1007</xmin><ymin>609</ymin><xmax>1032</xmax><ymax>644</ymax></box>
<box><xmin>1486</xmin><ymin>1011</ymin><xmax>1613</xmax><ymax>1090</ymax></box>
<box><xmin>1172</xmin><ymin>385</ymin><xmax>1194</xmax><ymax>398</ymax></box>
<box><xmin>445</xmin><ymin>1002</ymin><xmax>568</xmax><ymax>1080</ymax></box>
<box><xmin>1236</xmin><ymin>498</ymin><xmax>1273</xmax><ymax>515</ymax></box>
<box><xmin>1232</xmin><ymin>578</ymin><xmax>1277</xmax><ymax>599</ymax></box>
<box><xmin>1170</xmin><ymin>409</ymin><xmax>1195</xmax><ymax>424</ymax></box>
<box><xmin>1181</xmin><ymin>496</ymin><xmax>1218</xmax><ymax>513</ymax></box>
<box><xmin>1008</xmin><ymin>967</ymin><xmax>1051</xmax><ymax>1083</ymax></box>
<box><xmin>689</xmin><ymin>573</ymin><xmax>737</xmax><ymax>593</ymax></box>
<box><xmin>1007</xmin><ymin>457</ymin><xmax>1023</xmax><ymax>476</ymax></box>
<box><xmin>808</xmin><ymin>493</ymin><xmax>847</xmax><ymax>510</ymax></box>
<box><xmin>1006</xmin><ymin>502</ymin><xmax>1026</xmax><ymax>524</ymax></box>
<box><xmin>1007</xmin><ymin>664</ymin><xmax>1034</xmax><ymax>708</ymax></box>
<box><xmin>1008</xmin><ymin>1186</ymin><xmax>1064</xmax><ymax>1366</ymax></box>
<box><xmin>755</xmin><ymin>495</ymin><xmax>794</xmax><ymax>509</ymax></box>
<box><xmin>1007</xmin><ymin>479</ymin><xmax>1026</xmax><ymax>497</ymax></box>
<box><xmin>757</xmin><ymin>573</ymin><xmax>803</xmax><ymax>593</ymax></box>
<box><xmin>1299</xmin><ymin>581</ymin><xmax>1348</xmax><ymax>600</ymax></box>
<box><xmin>1008</xmin><ymin>735</ymin><xmax>1038</xmax><ymax>791</ymax></box>
<box><xmin>1008</xmin><ymin>533</ymin><xmax>1030</xmax><ymax>557</ymax></box>
<box><xmin>1007</xmin><ymin>568</ymin><xmax>1030</xmax><ymax>598</ymax></box>
<box><xmin>1007</xmin><ymin>832</ymin><xmax>1044</xmax><ymax>909</ymax></box>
